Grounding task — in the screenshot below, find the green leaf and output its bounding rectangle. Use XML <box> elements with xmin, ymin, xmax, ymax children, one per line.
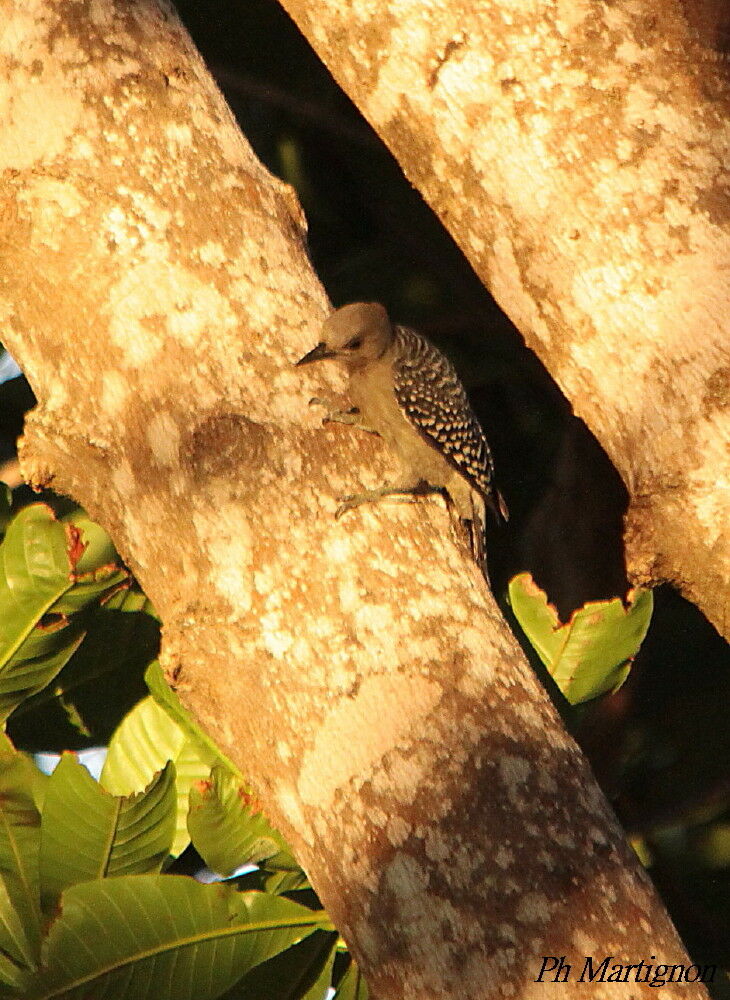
<box><xmin>189</xmin><ymin>766</ymin><xmax>299</xmax><ymax>878</ymax></box>
<box><xmin>0</xmin><ymin>620</ymin><xmax>86</xmax><ymax>726</ymax></box>
<box><xmin>261</xmin><ymin>869</ymin><xmax>311</xmax><ymax>894</ymax></box>
<box><xmin>145</xmin><ymin>670</ymin><xmax>303</xmax><ymax>884</ymax></box>
<box><xmin>334</xmin><ymin>958</ymin><xmax>369</xmax><ymax>1000</ymax></box>
<box><xmin>145</xmin><ymin>661</ymin><xmax>238</xmax><ymax>775</ymax></box>
<box><xmin>508</xmin><ymin>573</ymin><xmax>562</xmax><ymax>666</ymax></box>
<box><xmin>25</xmin><ymin>876</ymin><xmax>331</xmax><ymax>1000</ymax></box>
<box><xmin>508</xmin><ymin>573</ymin><xmax>654</xmax><ymax>705</ymax></box>
<box><xmin>300</xmin><ymin>935</ymin><xmax>338</xmax><ymax>1000</ymax></box>
<box><xmin>225</xmin><ymin>929</ymin><xmax>338</xmax><ymax>1000</ymax></box>
<box><xmin>39</xmin><ymin>755</ymin><xmax>176</xmax><ymax>908</ymax></box>
<box><xmin>101</xmin><ymin>696</ymin><xmax>216</xmax><ymax>856</ymax></box>
<box><xmin>103</xmin><ymin>583</ymin><xmax>159</xmax><ymax>619</ymax></box>
<box><xmin>0</xmin><ymin>872</ymin><xmax>35</xmax><ymax>991</ymax></box>
<box><xmin>52</xmin><ymin>514</ymin><xmax>127</xmax><ymax>616</ymax></box>
<box><xmin>0</xmin><ymin>737</ymin><xmax>44</xmax><ymax>979</ymax></box>
<box><xmin>0</xmin><ymin>505</ymin><xmax>127</xmax><ymax>722</ymax></box>
<box><xmin>8</xmin><ymin>609</ymin><xmax>158</xmax><ymax>752</ymax></box>
<box><xmin>0</xmin><ymin>483</ymin><xmax>11</xmax><ymax>538</ymax></box>
<box><xmin>59</xmin><ymin>511</ymin><xmax>117</xmax><ymax>578</ymax></box>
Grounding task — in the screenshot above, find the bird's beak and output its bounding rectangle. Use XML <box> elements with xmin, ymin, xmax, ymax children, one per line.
<box><xmin>295</xmin><ymin>342</ymin><xmax>337</xmax><ymax>366</ymax></box>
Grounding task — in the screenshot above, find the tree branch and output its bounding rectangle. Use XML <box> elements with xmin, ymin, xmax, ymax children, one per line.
<box><xmin>280</xmin><ymin>0</ymin><xmax>730</xmax><ymax>641</ymax></box>
<box><xmin>0</xmin><ymin>1</ymin><xmax>710</xmax><ymax>997</ymax></box>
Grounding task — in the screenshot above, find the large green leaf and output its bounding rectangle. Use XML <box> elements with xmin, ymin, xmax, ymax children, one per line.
<box><xmin>149</xmin><ymin>662</ymin><xmax>300</xmax><ymax>880</ymax></box>
<box><xmin>103</xmin><ymin>583</ymin><xmax>159</xmax><ymax>619</ymax></box>
<box><xmin>57</xmin><ymin>512</ymin><xmax>118</xmax><ymax>588</ymax></box>
<box><xmin>0</xmin><ymin>505</ymin><xmax>128</xmax><ymax>722</ymax></box>
<box><xmin>25</xmin><ymin>876</ymin><xmax>332</xmax><ymax>1000</ymax></box>
<box><xmin>0</xmin><ymin>620</ymin><xmax>86</xmax><ymax>726</ymax></box>
<box><xmin>101</xmin><ymin>696</ymin><xmax>216</xmax><ymax>856</ymax></box>
<box><xmin>261</xmin><ymin>869</ymin><xmax>311</xmax><ymax>894</ymax></box>
<box><xmin>39</xmin><ymin>755</ymin><xmax>176</xmax><ymax>908</ymax></box>
<box><xmin>300</xmin><ymin>936</ymin><xmax>338</xmax><ymax>1000</ymax></box>
<box><xmin>0</xmin><ymin>483</ymin><xmax>11</xmax><ymax>539</ymax></box>
<box><xmin>145</xmin><ymin>660</ymin><xmax>238</xmax><ymax>774</ymax></box>
<box><xmin>508</xmin><ymin>573</ymin><xmax>654</xmax><ymax>704</ymax></box>
<box><xmin>224</xmin><ymin>929</ymin><xmax>338</xmax><ymax>1000</ymax></box>
<box><xmin>189</xmin><ymin>765</ymin><xmax>299</xmax><ymax>878</ymax></box>
<box><xmin>333</xmin><ymin>958</ymin><xmax>369</xmax><ymax>1000</ymax></box>
<box><xmin>0</xmin><ymin>736</ymin><xmax>45</xmax><ymax>984</ymax></box>
<box><xmin>8</xmin><ymin>609</ymin><xmax>158</xmax><ymax>752</ymax></box>
<box><xmin>0</xmin><ymin>872</ymin><xmax>35</xmax><ymax>991</ymax></box>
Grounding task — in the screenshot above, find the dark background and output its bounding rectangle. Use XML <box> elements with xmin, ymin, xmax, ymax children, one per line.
<box><xmin>1</xmin><ymin>0</ymin><xmax>727</xmax><ymax>989</ymax></box>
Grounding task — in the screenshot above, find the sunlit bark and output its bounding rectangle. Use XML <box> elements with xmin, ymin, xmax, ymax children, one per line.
<box><xmin>281</xmin><ymin>0</ymin><xmax>730</xmax><ymax>641</ymax></box>
<box><xmin>0</xmin><ymin>2</ymin><xmax>711</xmax><ymax>998</ymax></box>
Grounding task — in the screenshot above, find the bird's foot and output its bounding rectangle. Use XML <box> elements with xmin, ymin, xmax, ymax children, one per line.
<box><xmin>335</xmin><ymin>485</ymin><xmax>426</xmax><ymax>520</ymax></box>
<box><xmin>335</xmin><ymin>482</ymin><xmax>440</xmax><ymax>520</ymax></box>
<box><xmin>308</xmin><ymin>397</ymin><xmax>375</xmax><ymax>431</ymax></box>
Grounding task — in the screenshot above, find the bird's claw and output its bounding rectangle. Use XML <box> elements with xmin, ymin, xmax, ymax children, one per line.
<box><xmin>335</xmin><ymin>495</ymin><xmax>360</xmax><ymax>520</ymax></box>
<box><xmin>335</xmin><ymin>488</ymin><xmax>424</xmax><ymax>521</ymax></box>
<box><xmin>309</xmin><ymin>400</ymin><xmax>362</xmax><ymax>428</ymax></box>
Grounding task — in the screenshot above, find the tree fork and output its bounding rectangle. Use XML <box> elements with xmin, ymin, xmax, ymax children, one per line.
<box><xmin>0</xmin><ymin>2</ymin><xmax>710</xmax><ymax>998</ymax></box>
<box><xmin>279</xmin><ymin>0</ymin><xmax>730</xmax><ymax>642</ymax></box>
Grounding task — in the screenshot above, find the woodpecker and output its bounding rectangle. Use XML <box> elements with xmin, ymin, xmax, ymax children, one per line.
<box><xmin>296</xmin><ymin>302</ymin><xmax>508</xmax><ymax>567</ymax></box>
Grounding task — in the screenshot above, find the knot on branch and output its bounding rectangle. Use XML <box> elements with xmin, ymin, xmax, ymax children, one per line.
<box><xmin>183</xmin><ymin>412</ymin><xmax>270</xmax><ymax>485</ymax></box>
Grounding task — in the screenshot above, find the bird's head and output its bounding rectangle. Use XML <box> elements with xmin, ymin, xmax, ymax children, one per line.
<box><xmin>295</xmin><ymin>302</ymin><xmax>393</xmax><ymax>370</ymax></box>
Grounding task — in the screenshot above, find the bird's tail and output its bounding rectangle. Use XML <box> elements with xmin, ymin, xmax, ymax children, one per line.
<box><xmin>487</xmin><ymin>488</ymin><xmax>509</xmax><ymax>524</ymax></box>
<box><xmin>465</xmin><ymin>495</ymin><xmax>490</xmax><ymax>583</ymax></box>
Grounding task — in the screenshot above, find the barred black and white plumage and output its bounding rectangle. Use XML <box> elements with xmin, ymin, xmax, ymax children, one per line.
<box><xmin>392</xmin><ymin>325</ymin><xmax>503</xmax><ymax>520</ymax></box>
<box><xmin>296</xmin><ymin>301</ymin><xmax>508</xmax><ymax>576</ymax></box>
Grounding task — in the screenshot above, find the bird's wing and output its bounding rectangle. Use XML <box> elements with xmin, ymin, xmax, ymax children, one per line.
<box><xmin>392</xmin><ymin>326</ymin><xmax>504</xmax><ymax>517</ymax></box>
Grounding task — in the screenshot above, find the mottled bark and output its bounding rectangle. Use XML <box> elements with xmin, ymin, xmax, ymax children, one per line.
<box><xmin>0</xmin><ymin>2</ymin><xmax>709</xmax><ymax>999</ymax></box>
<box><xmin>281</xmin><ymin>0</ymin><xmax>730</xmax><ymax>641</ymax></box>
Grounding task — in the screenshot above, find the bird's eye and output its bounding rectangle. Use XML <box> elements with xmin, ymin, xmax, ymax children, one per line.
<box><xmin>344</xmin><ymin>337</ymin><xmax>363</xmax><ymax>351</ymax></box>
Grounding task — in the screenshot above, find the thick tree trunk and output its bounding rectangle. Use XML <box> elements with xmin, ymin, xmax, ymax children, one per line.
<box><xmin>280</xmin><ymin>0</ymin><xmax>730</xmax><ymax>641</ymax></box>
<box><xmin>0</xmin><ymin>2</ymin><xmax>710</xmax><ymax>998</ymax></box>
